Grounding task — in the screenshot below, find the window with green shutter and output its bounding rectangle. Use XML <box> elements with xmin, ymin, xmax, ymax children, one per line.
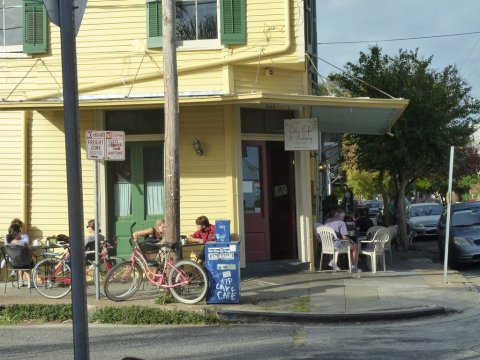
<box><xmin>146</xmin><ymin>0</ymin><xmax>245</xmax><ymax>49</ymax></box>
<box><xmin>23</xmin><ymin>0</ymin><xmax>47</xmax><ymax>54</ymax></box>
<box><xmin>147</xmin><ymin>0</ymin><xmax>163</xmax><ymax>48</ymax></box>
<box><xmin>220</xmin><ymin>0</ymin><xmax>245</xmax><ymax>45</ymax></box>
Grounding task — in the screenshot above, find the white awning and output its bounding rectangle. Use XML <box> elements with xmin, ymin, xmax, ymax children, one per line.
<box><xmin>0</xmin><ymin>92</ymin><xmax>408</xmax><ymax>135</ymax></box>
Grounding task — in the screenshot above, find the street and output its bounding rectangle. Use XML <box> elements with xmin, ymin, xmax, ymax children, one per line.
<box><xmin>1</xmin><ymin>308</ymin><xmax>480</xmax><ymax>360</ymax></box>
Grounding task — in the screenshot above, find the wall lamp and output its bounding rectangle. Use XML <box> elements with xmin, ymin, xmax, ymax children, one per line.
<box><xmin>192</xmin><ymin>138</ymin><xmax>203</xmax><ymax>156</ymax></box>
<box><xmin>318</xmin><ymin>163</ymin><xmax>327</xmax><ymax>172</ymax></box>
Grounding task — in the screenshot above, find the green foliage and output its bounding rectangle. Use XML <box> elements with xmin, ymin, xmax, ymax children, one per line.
<box><xmin>293</xmin><ymin>296</ymin><xmax>310</xmax><ymax>312</ymax></box>
<box><xmin>331</xmin><ymin>46</ymin><xmax>480</xmax><ymax>247</ymax></box>
<box><xmin>89</xmin><ymin>306</ymin><xmax>221</xmax><ymax>325</ymax></box>
<box><xmin>0</xmin><ymin>304</ymin><xmax>72</xmax><ymax>324</ymax></box>
<box><xmin>154</xmin><ymin>292</ymin><xmax>176</xmax><ymax>305</ymax></box>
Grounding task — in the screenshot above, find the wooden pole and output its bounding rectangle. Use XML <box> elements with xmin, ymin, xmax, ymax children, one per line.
<box><xmin>163</xmin><ymin>0</ymin><xmax>180</xmax><ymax>244</ymax></box>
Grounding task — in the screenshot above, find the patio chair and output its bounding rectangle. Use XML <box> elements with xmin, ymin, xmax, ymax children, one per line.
<box><xmin>384</xmin><ymin>225</ymin><xmax>398</xmax><ymax>264</ymax></box>
<box><xmin>316</xmin><ymin>225</ymin><xmax>351</xmax><ymax>272</ymax></box>
<box><xmin>359</xmin><ymin>227</ymin><xmax>390</xmax><ymax>273</ymax></box>
<box><xmin>1</xmin><ymin>244</ymin><xmax>34</xmax><ymax>293</ymax></box>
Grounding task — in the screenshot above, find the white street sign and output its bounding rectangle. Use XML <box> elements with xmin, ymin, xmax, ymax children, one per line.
<box><xmin>86</xmin><ymin>130</ymin><xmax>125</xmax><ymax>161</ymax></box>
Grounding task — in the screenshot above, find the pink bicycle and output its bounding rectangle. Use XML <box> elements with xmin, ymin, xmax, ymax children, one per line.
<box><xmin>103</xmin><ymin>223</ymin><xmax>208</xmax><ymax>304</ymax></box>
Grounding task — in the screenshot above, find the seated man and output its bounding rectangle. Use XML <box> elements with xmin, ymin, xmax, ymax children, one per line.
<box><xmin>355</xmin><ymin>208</ymin><xmax>374</xmax><ymax>235</ymax></box>
<box><xmin>324</xmin><ymin>209</ymin><xmax>361</xmax><ymax>273</ymax></box>
<box><xmin>188</xmin><ymin>215</ymin><xmax>215</xmax><ymax>265</ymax></box>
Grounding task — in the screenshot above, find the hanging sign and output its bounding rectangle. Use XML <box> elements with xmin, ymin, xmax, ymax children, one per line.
<box><xmin>86</xmin><ymin>130</ymin><xmax>125</xmax><ymax>161</ymax></box>
<box><xmin>284</xmin><ymin>118</ymin><xmax>318</xmax><ymax>151</ymax></box>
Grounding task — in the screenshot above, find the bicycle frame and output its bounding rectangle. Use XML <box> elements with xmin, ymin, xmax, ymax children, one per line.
<box><xmin>129</xmin><ymin>239</ymin><xmax>188</xmax><ymax>289</ymax></box>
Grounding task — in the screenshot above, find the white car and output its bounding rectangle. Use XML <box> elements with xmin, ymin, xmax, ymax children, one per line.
<box><xmin>406</xmin><ymin>202</ymin><xmax>443</xmax><ymax>240</ymax></box>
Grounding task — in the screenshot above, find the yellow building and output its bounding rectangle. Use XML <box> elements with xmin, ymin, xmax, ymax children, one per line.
<box><xmin>0</xmin><ymin>0</ymin><xmax>407</xmax><ymax>268</ymax></box>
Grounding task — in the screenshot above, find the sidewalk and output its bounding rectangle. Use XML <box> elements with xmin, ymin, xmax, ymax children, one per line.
<box><xmin>1</xmin><ymin>245</ymin><xmax>479</xmax><ymax>323</ymax></box>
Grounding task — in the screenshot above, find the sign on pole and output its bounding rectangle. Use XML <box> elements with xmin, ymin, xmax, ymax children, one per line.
<box><xmin>43</xmin><ymin>0</ymin><xmax>88</xmax><ymax>35</ymax></box>
<box><xmin>86</xmin><ymin>130</ymin><xmax>125</xmax><ymax>161</ymax></box>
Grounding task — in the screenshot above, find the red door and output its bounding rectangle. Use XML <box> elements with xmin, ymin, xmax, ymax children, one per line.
<box><xmin>242</xmin><ymin>141</ymin><xmax>270</xmax><ymax>261</ymax></box>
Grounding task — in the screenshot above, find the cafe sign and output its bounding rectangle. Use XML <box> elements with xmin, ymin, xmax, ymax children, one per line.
<box><xmin>284</xmin><ymin>118</ymin><xmax>318</xmax><ymax>151</ymax></box>
<box><xmin>86</xmin><ymin>130</ymin><xmax>125</xmax><ymax>161</ymax></box>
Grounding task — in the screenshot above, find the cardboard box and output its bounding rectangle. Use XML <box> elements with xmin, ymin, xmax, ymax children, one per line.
<box><xmin>215</xmin><ymin>219</ymin><xmax>230</xmax><ymax>242</ymax></box>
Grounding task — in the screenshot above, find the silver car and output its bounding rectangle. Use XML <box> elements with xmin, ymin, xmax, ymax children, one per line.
<box><xmin>406</xmin><ymin>202</ymin><xmax>443</xmax><ymax>240</ymax></box>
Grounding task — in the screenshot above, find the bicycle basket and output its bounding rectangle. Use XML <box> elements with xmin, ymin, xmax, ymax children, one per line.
<box><xmin>139</xmin><ymin>237</ymin><xmax>160</xmax><ymax>261</ymax></box>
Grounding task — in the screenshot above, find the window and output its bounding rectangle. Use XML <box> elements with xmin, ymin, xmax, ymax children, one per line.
<box><xmin>0</xmin><ymin>0</ymin><xmax>47</xmax><ymax>54</ymax></box>
<box><xmin>147</xmin><ymin>0</ymin><xmax>245</xmax><ymax>49</ymax></box>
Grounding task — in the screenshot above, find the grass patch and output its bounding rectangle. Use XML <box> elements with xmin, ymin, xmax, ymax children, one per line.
<box><xmin>0</xmin><ymin>304</ymin><xmax>222</xmax><ymax>325</ymax></box>
<box><xmin>293</xmin><ymin>296</ymin><xmax>310</xmax><ymax>312</ymax></box>
<box><xmin>90</xmin><ymin>306</ymin><xmax>221</xmax><ymax>325</ymax></box>
<box><xmin>0</xmin><ymin>304</ymin><xmax>72</xmax><ymax>324</ymax></box>
<box><xmin>154</xmin><ymin>292</ymin><xmax>176</xmax><ymax>305</ymax></box>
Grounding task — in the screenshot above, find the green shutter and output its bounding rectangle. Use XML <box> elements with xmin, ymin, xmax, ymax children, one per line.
<box><xmin>220</xmin><ymin>0</ymin><xmax>246</xmax><ymax>45</ymax></box>
<box><xmin>23</xmin><ymin>0</ymin><xmax>47</xmax><ymax>54</ymax></box>
<box><xmin>147</xmin><ymin>0</ymin><xmax>163</xmax><ymax>48</ymax></box>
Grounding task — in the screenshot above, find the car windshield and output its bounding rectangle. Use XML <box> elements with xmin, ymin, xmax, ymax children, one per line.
<box><xmin>410</xmin><ymin>204</ymin><xmax>442</xmax><ymax>217</ymax></box>
<box><xmin>452</xmin><ymin>207</ymin><xmax>480</xmax><ymax>227</ymax></box>
<box><xmin>364</xmin><ymin>201</ymin><xmax>380</xmax><ymax>208</ymax></box>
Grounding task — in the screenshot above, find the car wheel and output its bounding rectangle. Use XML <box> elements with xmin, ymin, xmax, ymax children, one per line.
<box><xmin>437</xmin><ymin>241</ymin><xmax>444</xmax><ymax>260</ymax></box>
<box><xmin>447</xmin><ymin>248</ymin><xmax>460</xmax><ymax>269</ymax></box>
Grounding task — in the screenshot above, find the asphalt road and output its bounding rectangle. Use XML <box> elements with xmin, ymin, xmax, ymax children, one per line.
<box><xmin>2</xmin><ymin>308</ymin><xmax>480</xmax><ymax>360</ymax></box>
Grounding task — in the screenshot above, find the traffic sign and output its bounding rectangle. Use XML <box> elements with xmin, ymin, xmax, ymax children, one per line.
<box><xmin>86</xmin><ymin>130</ymin><xmax>125</xmax><ymax>161</ymax></box>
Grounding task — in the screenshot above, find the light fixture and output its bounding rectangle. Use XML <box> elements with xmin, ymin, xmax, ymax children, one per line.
<box><xmin>192</xmin><ymin>138</ymin><xmax>203</xmax><ymax>156</ymax></box>
<box><xmin>318</xmin><ymin>163</ymin><xmax>327</xmax><ymax>172</ymax></box>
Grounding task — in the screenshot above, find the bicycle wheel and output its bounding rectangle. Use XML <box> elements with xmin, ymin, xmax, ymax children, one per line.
<box><xmin>89</xmin><ymin>256</ymin><xmax>125</xmax><ymax>296</ymax></box>
<box><xmin>32</xmin><ymin>258</ymin><xmax>72</xmax><ymax>299</ymax></box>
<box><xmin>168</xmin><ymin>260</ymin><xmax>207</xmax><ymax>304</ymax></box>
<box><xmin>103</xmin><ymin>261</ymin><xmax>143</xmax><ymax>301</ymax></box>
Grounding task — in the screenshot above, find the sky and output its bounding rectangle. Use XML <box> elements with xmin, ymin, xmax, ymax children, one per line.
<box><xmin>316</xmin><ymin>0</ymin><xmax>480</xmax><ymax>100</ymax></box>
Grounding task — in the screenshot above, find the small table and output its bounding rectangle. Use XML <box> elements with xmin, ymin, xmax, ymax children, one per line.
<box><xmin>30</xmin><ymin>243</ymin><xmax>70</xmax><ymax>263</ymax></box>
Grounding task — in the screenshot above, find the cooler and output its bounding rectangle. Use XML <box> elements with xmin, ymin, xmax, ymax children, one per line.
<box><xmin>205</xmin><ymin>241</ymin><xmax>240</xmax><ymax>304</ymax></box>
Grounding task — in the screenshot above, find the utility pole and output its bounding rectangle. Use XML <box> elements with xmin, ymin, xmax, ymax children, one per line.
<box><xmin>163</xmin><ymin>0</ymin><xmax>180</xmax><ymax>244</ymax></box>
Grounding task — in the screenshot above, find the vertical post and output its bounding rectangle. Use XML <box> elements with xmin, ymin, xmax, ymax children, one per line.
<box><xmin>58</xmin><ymin>0</ymin><xmax>89</xmax><ymax>358</ymax></box>
<box><xmin>94</xmin><ymin>160</ymin><xmax>100</xmax><ymax>299</ymax></box>
<box><xmin>163</xmin><ymin>0</ymin><xmax>180</xmax><ymax>244</ymax></box>
<box><xmin>443</xmin><ymin>146</ymin><xmax>455</xmax><ymax>285</ymax></box>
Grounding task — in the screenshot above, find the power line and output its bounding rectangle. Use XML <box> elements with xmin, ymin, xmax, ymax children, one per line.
<box><xmin>318</xmin><ymin>31</ymin><xmax>480</xmax><ymax>45</ymax></box>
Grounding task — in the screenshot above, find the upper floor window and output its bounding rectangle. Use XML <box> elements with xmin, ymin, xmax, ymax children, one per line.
<box><xmin>176</xmin><ymin>0</ymin><xmax>217</xmax><ymax>41</ymax></box>
<box><xmin>0</xmin><ymin>0</ymin><xmax>48</xmax><ymax>54</ymax></box>
<box><xmin>147</xmin><ymin>0</ymin><xmax>245</xmax><ymax>49</ymax></box>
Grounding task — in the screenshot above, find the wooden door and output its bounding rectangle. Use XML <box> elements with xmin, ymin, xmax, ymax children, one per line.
<box><xmin>109</xmin><ymin>142</ymin><xmax>164</xmax><ymax>257</ymax></box>
<box><xmin>242</xmin><ymin>141</ymin><xmax>270</xmax><ymax>261</ymax></box>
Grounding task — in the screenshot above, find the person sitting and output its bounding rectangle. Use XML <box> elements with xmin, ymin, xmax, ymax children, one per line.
<box><xmin>5</xmin><ymin>223</ymin><xmax>35</xmax><ymax>288</ymax></box>
<box><xmin>324</xmin><ymin>208</ymin><xmax>361</xmax><ymax>273</ymax></box>
<box><xmin>84</xmin><ymin>219</ymin><xmax>105</xmax><ymax>262</ymax></box>
<box><xmin>355</xmin><ymin>208</ymin><xmax>374</xmax><ymax>236</ymax></box>
<box><xmin>132</xmin><ymin>219</ymin><xmax>166</xmax><ymax>268</ymax></box>
<box><xmin>188</xmin><ymin>215</ymin><xmax>215</xmax><ymax>265</ymax></box>
<box><xmin>3</xmin><ymin>218</ymin><xmax>30</xmax><ymax>284</ymax></box>
<box><xmin>132</xmin><ymin>219</ymin><xmax>165</xmax><ymax>243</ymax></box>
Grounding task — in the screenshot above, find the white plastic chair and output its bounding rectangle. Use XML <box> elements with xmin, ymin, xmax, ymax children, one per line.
<box><xmin>384</xmin><ymin>225</ymin><xmax>398</xmax><ymax>264</ymax></box>
<box><xmin>359</xmin><ymin>227</ymin><xmax>390</xmax><ymax>273</ymax></box>
<box><xmin>316</xmin><ymin>225</ymin><xmax>351</xmax><ymax>272</ymax></box>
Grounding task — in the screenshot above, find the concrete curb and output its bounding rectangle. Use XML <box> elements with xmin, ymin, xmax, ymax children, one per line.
<box><xmin>217</xmin><ymin>305</ymin><xmax>452</xmax><ymax>323</ymax></box>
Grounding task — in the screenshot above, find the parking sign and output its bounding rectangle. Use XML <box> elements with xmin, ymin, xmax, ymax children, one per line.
<box><xmin>86</xmin><ymin>130</ymin><xmax>125</xmax><ymax>161</ymax></box>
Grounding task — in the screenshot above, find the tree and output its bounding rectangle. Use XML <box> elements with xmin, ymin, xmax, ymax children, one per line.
<box><xmin>331</xmin><ymin>46</ymin><xmax>480</xmax><ymax>249</ymax></box>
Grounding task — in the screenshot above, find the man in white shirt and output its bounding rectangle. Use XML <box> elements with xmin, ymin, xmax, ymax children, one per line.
<box><xmin>324</xmin><ymin>209</ymin><xmax>361</xmax><ymax>273</ymax></box>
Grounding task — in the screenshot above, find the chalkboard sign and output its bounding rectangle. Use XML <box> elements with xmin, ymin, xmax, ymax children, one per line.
<box><xmin>284</xmin><ymin>118</ymin><xmax>318</xmax><ymax>151</ymax></box>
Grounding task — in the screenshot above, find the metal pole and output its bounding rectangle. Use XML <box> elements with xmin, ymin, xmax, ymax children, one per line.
<box><xmin>443</xmin><ymin>146</ymin><xmax>454</xmax><ymax>285</ymax></box>
<box><xmin>163</xmin><ymin>0</ymin><xmax>180</xmax><ymax>244</ymax></box>
<box><xmin>94</xmin><ymin>160</ymin><xmax>100</xmax><ymax>299</ymax></box>
<box><xmin>59</xmin><ymin>0</ymin><xmax>89</xmax><ymax>358</ymax></box>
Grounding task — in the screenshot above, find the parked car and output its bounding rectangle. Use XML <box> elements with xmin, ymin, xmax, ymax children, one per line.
<box><xmin>361</xmin><ymin>200</ymin><xmax>382</xmax><ymax>219</ymax></box>
<box><xmin>406</xmin><ymin>202</ymin><xmax>443</xmax><ymax>240</ymax></box>
<box><xmin>437</xmin><ymin>201</ymin><xmax>480</xmax><ymax>267</ymax></box>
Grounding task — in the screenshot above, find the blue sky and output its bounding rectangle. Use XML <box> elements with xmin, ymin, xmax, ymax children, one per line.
<box><xmin>316</xmin><ymin>0</ymin><xmax>480</xmax><ymax>100</ymax></box>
